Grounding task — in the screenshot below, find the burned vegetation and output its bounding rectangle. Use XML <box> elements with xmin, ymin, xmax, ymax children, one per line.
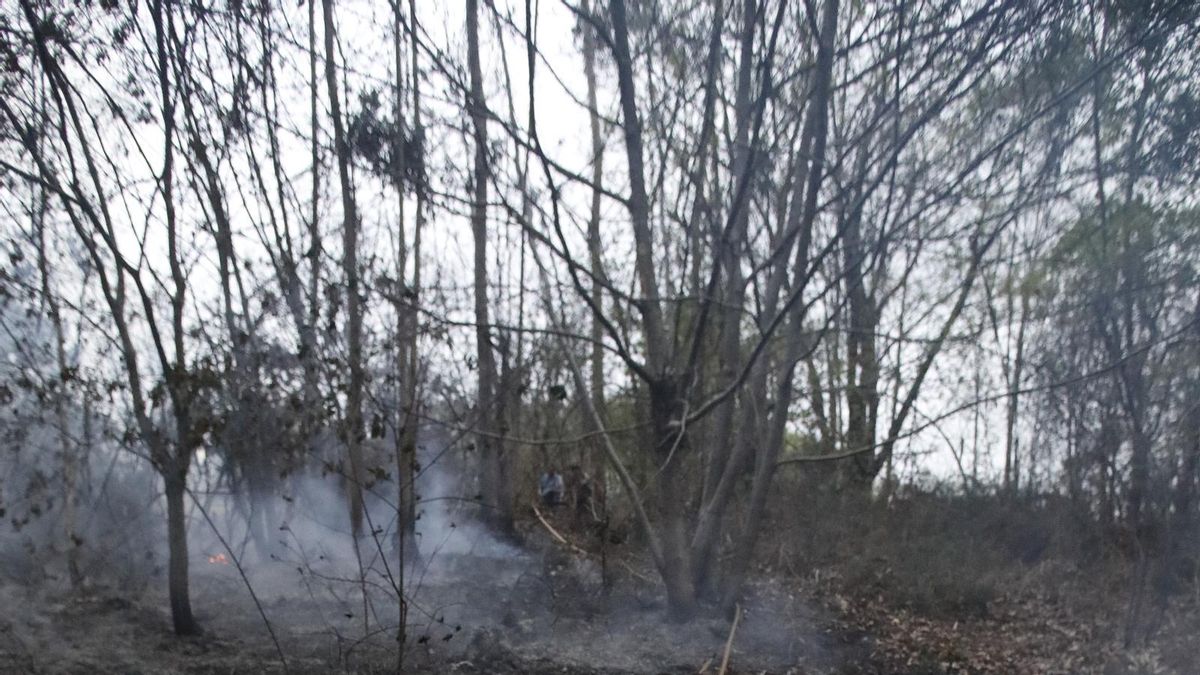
<box><xmin>2</xmin><ymin>0</ymin><xmax>1200</xmax><ymax>673</ymax></box>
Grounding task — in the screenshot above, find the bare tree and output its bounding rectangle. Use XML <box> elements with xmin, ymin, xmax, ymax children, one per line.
<box><xmin>320</xmin><ymin>0</ymin><xmax>368</xmax><ymax>542</ymax></box>
<box><xmin>469</xmin><ymin>0</ymin><xmax>514</xmax><ymax>535</ymax></box>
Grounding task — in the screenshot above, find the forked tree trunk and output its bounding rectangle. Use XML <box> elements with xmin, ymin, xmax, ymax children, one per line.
<box><xmin>718</xmin><ymin>0</ymin><xmax>839</xmax><ymax>608</ymax></box>
<box><xmin>152</xmin><ymin>0</ymin><xmax>200</xmax><ymax>635</ymax></box>
<box><xmin>701</xmin><ymin>0</ymin><xmax>755</xmax><ymax>537</ymax></box>
<box><xmin>606</xmin><ymin>0</ymin><xmax>692</xmax><ymax>618</ymax></box>
<box><xmin>17</xmin><ymin>0</ymin><xmax>200</xmax><ymax>637</ymax></box>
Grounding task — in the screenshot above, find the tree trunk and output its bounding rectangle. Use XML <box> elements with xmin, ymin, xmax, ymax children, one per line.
<box><xmin>165</xmin><ymin>472</ymin><xmax>199</xmax><ymax>636</ymax></box>
<box><xmin>1004</xmin><ymin>292</ymin><xmax>1030</xmax><ymax>494</ymax></box>
<box><xmin>321</xmin><ymin>0</ymin><xmax>367</xmax><ymax>538</ymax></box>
<box><xmin>468</xmin><ymin>0</ymin><xmax>512</xmax><ymax>535</ymax></box>
<box><xmin>646</xmin><ymin>377</ymin><xmax>698</xmax><ymax>621</ymax></box>
<box><xmin>304</xmin><ymin>0</ymin><xmax>324</xmax><ymax>449</ymax></box>
<box><xmin>842</xmin><ymin>187</ymin><xmax>879</xmax><ymax>490</ymax></box>
<box><xmin>608</xmin><ymin>0</ymin><xmax>667</xmax><ymax>368</ymax></box>
<box><xmin>34</xmin><ymin>169</ymin><xmax>82</xmax><ymax>587</ymax></box>
<box><xmin>582</xmin><ymin>0</ymin><xmax>609</xmax><ymax>500</ymax></box>
<box><xmin>403</xmin><ymin>0</ymin><xmax>426</xmax><ymax>558</ymax></box>
<box><xmin>390</xmin><ymin>0</ymin><xmax>419</xmax><ymax>566</ymax></box>
<box><xmin>607</xmin><ymin>0</ymin><xmax>694</xmax><ymax>618</ymax></box>
<box><xmin>720</xmin><ymin>0</ymin><xmax>839</xmax><ymax>606</ymax></box>
<box><xmin>701</xmin><ymin>0</ymin><xmax>753</xmax><ymax>514</ymax></box>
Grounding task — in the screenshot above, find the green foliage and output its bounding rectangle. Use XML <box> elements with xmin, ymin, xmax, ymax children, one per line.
<box><xmin>1039</xmin><ymin>201</ymin><xmax>1199</xmax><ymax>303</ymax></box>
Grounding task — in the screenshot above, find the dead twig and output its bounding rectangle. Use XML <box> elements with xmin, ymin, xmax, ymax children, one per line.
<box><xmin>187</xmin><ymin>487</ymin><xmax>289</xmax><ymax>674</ymax></box>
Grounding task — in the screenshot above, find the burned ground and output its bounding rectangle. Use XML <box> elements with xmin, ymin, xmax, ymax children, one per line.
<box><xmin>5</xmin><ymin>492</ymin><xmax>1199</xmax><ymax>674</ymax></box>
<box><xmin>0</xmin><ymin>528</ymin><xmax>862</xmax><ymax>674</ymax></box>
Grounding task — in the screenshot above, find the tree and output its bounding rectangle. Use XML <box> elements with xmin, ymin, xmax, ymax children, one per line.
<box><xmin>320</xmin><ymin>0</ymin><xmax>368</xmax><ymax>542</ymax></box>
<box><xmin>2</xmin><ymin>0</ymin><xmax>213</xmax><ymax>634</ymax></box>
<box><xmin>469</xmin><ymin>0</ymin><xmax>514</xmax><ymax>535</ymax></box>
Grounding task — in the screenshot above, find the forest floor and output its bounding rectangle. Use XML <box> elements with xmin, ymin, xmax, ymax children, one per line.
<box><xmin>797</xmin><ymin>559</ymin><xmax>1200</xmax><ymax>674</ymax></box>
<box><xmin>2</xmin><ymin>509</ymin><xmax>1198</xmax><ymax>674</ymax></box>
<box><xmin>0</xmin><ymin>540</ymin><xmax>869</xmax><ymax>674</ymax></box>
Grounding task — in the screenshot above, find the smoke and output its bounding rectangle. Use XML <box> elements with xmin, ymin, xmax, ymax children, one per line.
<box><xmin>0</xmin><ymin>415</ymin><xmax>836</xmax><ymax>674</ymax></box>
<box><xmin>411</xmin><ymin>426</ymin><xmax>522</xmax><ymax>562</ymax></box>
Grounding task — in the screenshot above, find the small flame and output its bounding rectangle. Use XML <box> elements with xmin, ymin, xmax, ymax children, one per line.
<box><xmin>207</xmin><ymin>552</ymin><xmax>230</xmax><ymax>565</ymax></box>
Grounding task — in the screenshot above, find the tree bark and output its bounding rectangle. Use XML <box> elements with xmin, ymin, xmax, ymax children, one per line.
<box><xmin>304</xmin><ymin>0</ymin><xmax>324</xmax><ymax>447</ymax></box>
<box><xmin>33</xmin><ymin>161</ymin><xmax>82</xmax><ymax>587</ymax></box>
<box><xmin>609</xmin><ymin>0</ymin><xmax>667</xmax><ymax>369</ymax></box>
<box><xmin>1003</xmin><ymin>292</ymin><xmax>1029</xmax><ymax>494</ymax></box>
<box><xmin>391</xmin><ymin>0</ymin><xmax>419</xmax><ymax>565</ymax></box>
<box><xmin>468</xmin><ymin>0</ymin><xmax>513</xmax><ymax>535</ymax></box>
<box><xmin>582</xmin><ymin>0</ymin><xmax>609</xmax><ymax>497</ymax></box>
<box><xmin>165</xmin><ymin>470</ymin><xmax>198</xmax><ymax>635</ymax></box>
<box><xmin>719</xmin><ymin>0</ymin><xmax>839</xmax><ymax>608</ymax></box>
<box><xmin>607</xmin><ymin>0</ymin><xmax>698</xmax><ymax>619</ymax></box>
<box><xmin>320</xmin><ymin>0</ymin><xmax>367</xmax><ymax>539</ymax></box>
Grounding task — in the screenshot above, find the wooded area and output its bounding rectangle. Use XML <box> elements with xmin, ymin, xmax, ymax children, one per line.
<box><xmin>1</xmin><ymin>0</ymin><xmax>1199</xmax><ymax>672</ymax></box>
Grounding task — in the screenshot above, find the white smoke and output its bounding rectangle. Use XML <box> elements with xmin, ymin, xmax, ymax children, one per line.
<box><xmin>411</xmin><ymin>426</ymin><xmax>523</xmax><ymax>571</ymax></box>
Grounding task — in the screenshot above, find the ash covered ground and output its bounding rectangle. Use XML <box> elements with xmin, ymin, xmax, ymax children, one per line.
<box><xmin>0</xmin><ymin>519</ymin><xmax>866</xmax><ymax>674</ymax></box>
<box><xmin>0</xmin><ymin>429</ymin><xmax>869</xmax><ymax>674</ymax></box>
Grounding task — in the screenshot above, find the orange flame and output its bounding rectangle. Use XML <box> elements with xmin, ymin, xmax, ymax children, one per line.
<box><xmin>207</xmin><ymin>552</ymin><xmax>230</xmax><ymax>565</ymax></box>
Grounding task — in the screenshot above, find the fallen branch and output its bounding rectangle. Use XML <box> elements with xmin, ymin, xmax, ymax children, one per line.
<box><xmin>531</xmin><ymin>503</ymin><xmax>588</xmax><ymax>556</ymax></box>
<box><xmin>532</xmin><ymin>503</ymin><xmax>657</xmax><ymax>588</ymax></box>
<box><xmin>618</xmin><ymin>559</ymin><xmax>656</xmax><ymax>585</ymax></box>
<box><xmin>717</xmin><ymin>603</ymin><xmax>741</xmax><ymax>675</ymax></box>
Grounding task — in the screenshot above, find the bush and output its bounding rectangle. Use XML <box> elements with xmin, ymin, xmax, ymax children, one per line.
<box><xmin>771</xmin><ymin>485</ymin><xmax>1099</xmax><ymax>619</ymax></box>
